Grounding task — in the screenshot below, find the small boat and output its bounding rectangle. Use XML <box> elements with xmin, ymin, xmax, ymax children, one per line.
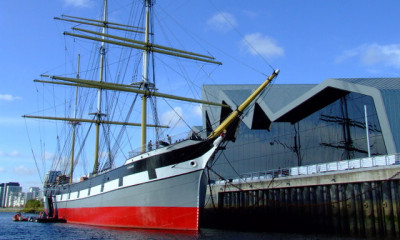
<box><xmin>12</xmin><ymin>213</ymin><xmax>28</xmax><ymax>222</ymax></box>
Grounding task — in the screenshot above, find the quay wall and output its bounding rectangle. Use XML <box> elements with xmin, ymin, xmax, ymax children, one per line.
<box><xmin>203</xmin><ymin>165</ymin><xmax>400</xmax><ymax>238</ymax></box>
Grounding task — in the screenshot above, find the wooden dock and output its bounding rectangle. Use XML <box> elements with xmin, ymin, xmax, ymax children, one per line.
<box><xmin>203</xmin><ymin>165</ymin><xmax>400</xmax><ymax>238</ymax></box>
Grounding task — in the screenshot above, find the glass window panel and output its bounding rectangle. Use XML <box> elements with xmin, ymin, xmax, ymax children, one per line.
<box><xmin>210</xmin><ymin>93</ymin><xmax>387</xmax><ymax>180</ymax></box>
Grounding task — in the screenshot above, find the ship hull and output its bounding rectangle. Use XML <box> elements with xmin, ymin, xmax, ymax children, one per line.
<box><xmin>44</xmin><ymin>138</ymin><xmax>222</xmax><ymax>231</ymax></box>
<box><xmin>55</xmin><ymin>170</ymin><xmax>206</xmax><ymax>230</ymax></box>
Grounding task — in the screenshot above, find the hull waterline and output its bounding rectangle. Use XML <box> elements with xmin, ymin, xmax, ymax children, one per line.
<box><xmin>44</xmin><ymin>138</ymin><xmax>220</xmax><ymax>231</ymax></box>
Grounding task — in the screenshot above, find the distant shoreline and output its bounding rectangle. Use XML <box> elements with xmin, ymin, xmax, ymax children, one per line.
<box><xmin>0</xmin><ymin>208</ymin><xmax>22</xmax><ymax>213</ymax></box>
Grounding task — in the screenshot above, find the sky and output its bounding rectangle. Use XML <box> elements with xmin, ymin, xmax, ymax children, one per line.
<box><xmin>1</xmin><ymin>0</ymin><xmax>400</xmax><ymax>192</ymax></box>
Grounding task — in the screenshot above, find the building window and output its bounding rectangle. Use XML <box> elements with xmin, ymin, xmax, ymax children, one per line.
<box><xmin>212</xmin><ymin>93</ymin><xmax>386</xmax><ymax>179</ymax></box>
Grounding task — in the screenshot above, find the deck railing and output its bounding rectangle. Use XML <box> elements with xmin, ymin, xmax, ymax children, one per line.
<box><xmin>215</xmin><ymin>153</ymin><xmax>400</xmax><ymax>185</ymax></box>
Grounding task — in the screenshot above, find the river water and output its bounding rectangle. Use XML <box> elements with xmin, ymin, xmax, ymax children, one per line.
<box><xmin>0</xmin><ymin>212</ymin><xmax>359</xmax><ymax>239</ymax></box>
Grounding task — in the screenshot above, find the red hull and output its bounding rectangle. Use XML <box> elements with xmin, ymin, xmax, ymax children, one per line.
<box><xmin>57</xmin><ymin>206</ymin><xmax>200</xmax><ymax>230</ymax></box>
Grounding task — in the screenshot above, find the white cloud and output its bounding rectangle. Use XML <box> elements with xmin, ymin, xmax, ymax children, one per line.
<box><xmin>13</xmin><ymin>165</ymin><xmax>36</xmax><ymax>175</ymax></box>
<box><xmin>207</xmin><ymin>12</ymin><xmax>237</xmax><ymax>33</ymax></box>
<box><xmin>242</xmin><ymin>10</ymin><xmax>258</xmax><ymax>19</ymax></box>
<box><xmin>64</xmin><ymin>0</ymin><xmax>92</xmax><ymax>8</ymax></box>
<box><xmin>192</xmin><ymin>104</ymin><xmax>202</xmax><ymax>118</ymax></box>
<box><xmin>0</xmin><ymin>94</ymin><xmax>21</xmax><ymax>101</ymax></box>
<box><xmin>0</xmin><ymin>150</ymin><xmax>21</xmax><ymax>158</ymax></box>
<box><xmin>0</xmin><ymin>167</ymin><xmax>5</xmax><ymax>173</ymax></box>
<box><xmin>9</xmin><ymin>150</ymin><xmax>21</xmax><ymax>157</ymax></box>
<box><xmin>161</xmin><ymin>107</ymin><xmax>184</xmax><ymax>128</ymax></box>
<box><xmin>336</xmin><ymin>43</ymin><xmax>400</xmax><ymax>69</ymax></box>
<box><xmin>242</xmin><ymin>33</ymin><xmax>284</xmax><ymax>58</ymax></box>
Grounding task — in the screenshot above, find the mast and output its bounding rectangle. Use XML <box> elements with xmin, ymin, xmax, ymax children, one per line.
<box><xmin>27</xmin><ymin>0</ymin><xmax>225</xmax><ymax>162</ymax></box>
<box><xmin>35</xmin><ymin>76</ymin><xmax>228</xmax><ymax>107</ymax></box>
<box><xmin>141</xmin><ymin>0</ymin><xmax>151</xmax><ymax>153</ymax></box>
<box><xmin>207</xmin><ymin>69</ymin><xmax>280</xmax><ymax>139</ymax></box>
<box><xmin>69</xmin><ymin>54</ymin><xmax>80</xmax><ymax>183</ymax></box>
<box><xmin>92</xmin><ymin>0</ymin><xmax>108</xmax><ymax>174</ymax></box>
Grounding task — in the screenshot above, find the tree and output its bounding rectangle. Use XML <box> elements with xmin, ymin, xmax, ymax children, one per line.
<box><xmin>23</xmin><ymin>199</ymin><xmax>44</xmax><ymax>213</ymax></box>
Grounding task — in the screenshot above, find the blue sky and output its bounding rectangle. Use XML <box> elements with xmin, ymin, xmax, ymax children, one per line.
<box><xmin>1</xmin><ymin>0</ymin><xmax>400</xmax><ymax>191</ymax></box>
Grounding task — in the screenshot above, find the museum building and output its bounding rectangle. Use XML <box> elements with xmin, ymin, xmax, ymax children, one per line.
<box><xmin>201</xmin><ymin>77</ymin><xmax>400</xmax><ymax>179</ymax></box>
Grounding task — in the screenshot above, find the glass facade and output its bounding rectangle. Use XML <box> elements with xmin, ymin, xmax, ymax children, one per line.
<box><xmin>210</xmin><ymin>92</ymin><xmax>387</xmax><ymax>179</ymax></box>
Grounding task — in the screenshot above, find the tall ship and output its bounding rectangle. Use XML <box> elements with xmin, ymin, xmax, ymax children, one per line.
<box><xmin>24</xmin><ymin>0</ymin><xmax>279</xmax><ymax>230</ymax></box>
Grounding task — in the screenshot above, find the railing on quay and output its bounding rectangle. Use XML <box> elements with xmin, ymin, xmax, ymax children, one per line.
<box><xmin>214</xmin><ymin>153</ymin><xmax>400</xmax><ymax>185</ymax></box>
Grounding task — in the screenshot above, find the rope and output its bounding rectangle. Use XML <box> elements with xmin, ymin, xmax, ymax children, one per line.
<box><xmin>206</xmin><ymin>167</ymin><xmax>217</xmax><ymax>209</ymax></box>
<box><xmin>206</xmin><ymin>0</ymin><xmax>276</xmax><ymax>73</ymax></box>
<box><xmin>162</xmin><ymin>98</ymin><xmax>193</xmax><ymax>131</ymax></box>
<box><xmin>24</xmin><ymin>119</ymin><xmax>43</xmax><ymax>184</ymax></box>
